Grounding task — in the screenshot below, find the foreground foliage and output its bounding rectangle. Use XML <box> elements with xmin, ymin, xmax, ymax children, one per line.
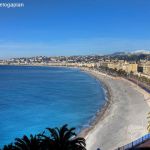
<box><xmin>2</xmin><ymin>124</ymin><xmax>86</xmax><ymax>150</ymax></box>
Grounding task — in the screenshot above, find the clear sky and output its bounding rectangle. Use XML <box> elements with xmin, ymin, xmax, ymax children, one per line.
<box><xmin>0</xmin><ymin>0</ymin><xmax>150</xmax><ymax>58</ymax></box>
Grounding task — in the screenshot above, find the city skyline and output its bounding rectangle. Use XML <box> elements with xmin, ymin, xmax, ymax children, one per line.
<box><xmin>1</xmin><ymin>0</ymin><xmax>150</xmax><ymax>58</ymax></box>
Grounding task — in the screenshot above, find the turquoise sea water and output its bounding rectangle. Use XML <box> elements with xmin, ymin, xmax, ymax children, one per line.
<box><xmin>0</xmin><ymin>66</ymin><xmax>106</xmax><ymax>147</ymax></box>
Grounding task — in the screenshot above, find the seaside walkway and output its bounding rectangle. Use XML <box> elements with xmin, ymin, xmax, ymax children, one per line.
<box><xmin>127</xmin><ymin>77</ymin><xmax>150</xmax><ymax>94</ymax></box>
<box><xmin>116</xmin><ymin>133</ymin><xmax>150</xmax><ymax>150</ymax></box>
<box><xmin>86</xmin><ymin>69</ymin><xmax>150</xmax><ymax>150</ymax></box>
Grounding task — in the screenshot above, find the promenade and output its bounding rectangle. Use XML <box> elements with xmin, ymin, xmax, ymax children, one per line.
<box><xmin>85</xmin><ymin>69</ymin><xmax>150</xmax><ymax>150</ymax></box>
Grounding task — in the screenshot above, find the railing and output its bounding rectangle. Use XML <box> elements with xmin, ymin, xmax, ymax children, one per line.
<box><xmin>116</xmin><ymin>133</ymin><xmax>150</xmax><ymax>150</ymax></box>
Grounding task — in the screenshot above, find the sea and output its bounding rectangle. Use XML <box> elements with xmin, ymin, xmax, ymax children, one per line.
<box><xmin>0</xmin><ymin>65</ymin><xmax>106</xmax><ymax>147</ymax></box>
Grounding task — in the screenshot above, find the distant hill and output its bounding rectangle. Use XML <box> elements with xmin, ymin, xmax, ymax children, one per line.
<box><xmin>110</xmin><ymin>52</ymin><xmax>128</xmax><ymax>56</ymax></box>
<box><xmin>110</xmin><ymin>50</ymin><xmax>150</xmax><ymax>56</ymax></box>
<box><xmin>131</xmin><ymin>50</ymin><xmax>150</xmax><ymax>55</ymax></box>
<box><xmin>107</xmin><ymin>50</ymin><xmax>150</xmax><ymax>61</ymax></box>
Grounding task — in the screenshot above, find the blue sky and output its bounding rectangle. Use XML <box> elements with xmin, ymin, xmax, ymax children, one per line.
<box><xmin>0</xmin><ymin>0</ymin><xmax>150</xmax><ymax>58</ymax></box>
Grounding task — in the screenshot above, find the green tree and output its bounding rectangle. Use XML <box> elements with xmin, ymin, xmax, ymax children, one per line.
<box><xmin>3</xmin><ymin>144</ymin><xmax>14</xmax><ymax>150</ymax></box>
<box><xmin>13</xmin><ymin>134</ymin><xmax>41</xmax><ymax>150</ymax></box>
<box><xmin>2</xmin><ymin>125</ymin><xmax>86</xmax><ymax>150</ymax></box>
<box><xmin>40</xmin><ymin>124</ymin><xmax>86</xmax><ymax>150</ymax></box>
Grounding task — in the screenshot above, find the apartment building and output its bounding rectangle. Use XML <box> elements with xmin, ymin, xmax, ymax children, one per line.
<box><xmin>143</xmin><ymin>61</ymin><xmax>150</xmax><ymax>75</ymax></box>
<box><xmin>122</xmin><ymin>62</ymin><xmax>138</xmax><ymax>73</ymax></box>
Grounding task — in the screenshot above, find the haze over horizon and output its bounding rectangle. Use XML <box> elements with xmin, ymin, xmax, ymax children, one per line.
<box><xmin>1</xmin><ymin>0</ymin><xmax>150</xmax><ymax>58</ymax></box>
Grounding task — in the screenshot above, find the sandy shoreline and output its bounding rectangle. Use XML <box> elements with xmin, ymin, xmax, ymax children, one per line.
<box><xmin>78</xmin><ymin>69</ymin><xmax>113</xmax><ymax>137</ymax></box>
<box><xmin>82</xmin><ymin>68</ymin><xmax>150</xmax><ymax>150</ymax></box>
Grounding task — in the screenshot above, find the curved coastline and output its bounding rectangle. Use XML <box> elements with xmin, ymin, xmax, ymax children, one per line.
<box><xmin>11</xmin><ymin>64</ymin><xmax>113</xmax><ymax>138</ymax></box>
<box><xmin>0</xmin><ymin>65</ymin><xmax>107</xmax><ymax>147</ymax></box>
<box><xmin>78</xmin><ymin>68</ymin><xmax>113</xmax><ymax>138</ymax></box>
<box><xmin>82</xmin><ymin>68</ymin><xmax>150</xmax><ymax>150</ymax></box>
<box><xmin>1</xmin><ymin>65</ymin><xmax>150</xmax><ymax>150</ymax></box>
<box><xmin>0</xmin><ymin>65</ymin><xmax>113</xmax><ymax>142</ymax></box>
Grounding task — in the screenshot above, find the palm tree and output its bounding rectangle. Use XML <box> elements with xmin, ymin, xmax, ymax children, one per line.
<box><xmin>40</xmin><ymin>124</ymin><xmax>86</xmax><ymax>150</ymax></box>
<box><xmin>13</xmin><ymin>134</ymin><xmax>41</xmax><ymax>150</ymax></box>
<box><xmin>3</xmin><ymin>144</ymin><xmax>14</xmax><ymax>150</ymax></box>
<box><xmin>2</xmin><ymin>125</ymin><xmax>86</xmax><ymax>150</ymax></box>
